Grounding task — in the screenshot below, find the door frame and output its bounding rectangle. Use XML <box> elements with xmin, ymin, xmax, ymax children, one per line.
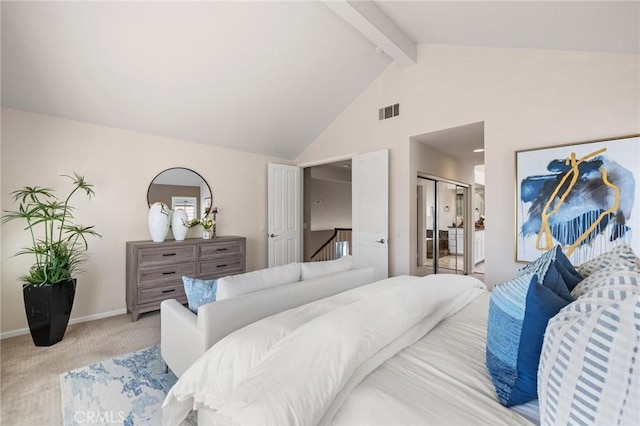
<box><xmin>298</xmin><ymin>151</ymin><xmax>388</xmax><ymax>280</ymax></box>
<box><xmin>296</xmin><ymin>153</ymin><xmax>356</xmax><ymax>169</ymax></box>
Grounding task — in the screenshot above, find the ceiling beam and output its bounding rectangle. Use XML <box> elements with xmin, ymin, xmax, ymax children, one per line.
<box><xmin>324</xmin><ymin>1</ymin><xmax>417</xmax><ymax>66</ymax></box>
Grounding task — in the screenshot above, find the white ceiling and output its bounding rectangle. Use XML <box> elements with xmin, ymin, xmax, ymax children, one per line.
<box><xmin>379</xmin><ymin>1</ymin><xmax>639</xmax><ymax>54</ymax></box>
<box><xmin>2</xmin><ymin>1</ymin><xmax>638</xmax><ymax>160</ymax></box>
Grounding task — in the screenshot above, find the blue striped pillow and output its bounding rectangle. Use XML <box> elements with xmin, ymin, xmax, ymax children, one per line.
<box><xmin>518</xmin><ymin>245</ymin><xmax>582</xmax><ymax>291</ymax></box>
<box><xmin>538</xmin><ymin>273</ymin><xmax>640</xmax><ymax>425</ymax></box>
<box><xmin>487</xmin><ymin>247</ymin><xmax>576</xmax><ymax>406</ymax></box>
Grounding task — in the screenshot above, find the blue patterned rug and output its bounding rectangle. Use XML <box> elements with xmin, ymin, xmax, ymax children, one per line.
<box><xmin>60</xmin><ymin>345</ymin><xmax>196</xmax><ymax>426</ymax></box>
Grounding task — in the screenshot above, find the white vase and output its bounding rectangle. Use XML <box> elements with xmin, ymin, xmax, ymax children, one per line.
<box><xmin>202</xmin><ymin>229</ymin><xmax>213</xmax><ymax>239</ymax></box>
<box><xmin>171</xmin><ymin>209</ymin><xmax>189</xmax><ymax>241</ymax></box>
<box><xmin>148</xmin><ymin>202</ymin><xmax>170</xmax><ymax>242</ymax></box>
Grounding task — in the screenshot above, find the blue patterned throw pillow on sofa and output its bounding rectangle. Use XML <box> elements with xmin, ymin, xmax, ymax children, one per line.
<box><xmin>486</xmin><ymin>246</ymin><xmax>578</xmax><ymax>406</ymax></box>
<box><xmin>182</xmin><ymin>276</ymin><xmax>217</xmax><ymax>313</ymax></box>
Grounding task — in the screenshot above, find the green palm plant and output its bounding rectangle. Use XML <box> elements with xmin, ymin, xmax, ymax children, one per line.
<box><xmin>2</xmin><ymin>173</ymin><xmax>102</xmax><ymax>286</ymax></box>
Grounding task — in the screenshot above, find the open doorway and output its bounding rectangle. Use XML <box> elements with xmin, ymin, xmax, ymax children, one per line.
<box><xmin>410</xmin><ymin>121</ymin><xmax>484</xmax><ymax>279</ymax></box>
<box><xmin>302</xmin><ymin>160</ymin><xmax>352</xmax><ymax>262</ymax></box>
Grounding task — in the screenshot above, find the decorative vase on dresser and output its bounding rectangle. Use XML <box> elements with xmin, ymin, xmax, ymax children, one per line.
<box><xmin>125</xmin><ymin>236</ymin><xmax>246</xmax><ymax>321</ymax></box>
<box><xmin>170</xmin><ymin>209</ymin><xmax>189</xmax><ymax>241</ymax></box>
<box><xmin>148</xmin><ymin>202</ymin><xmax>170</xmax><ymax>242</ymax></box>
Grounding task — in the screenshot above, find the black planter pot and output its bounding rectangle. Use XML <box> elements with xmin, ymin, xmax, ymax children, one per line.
<box><xmin>23</xmin><ymin>279</ymin><xmax>76</xmax><ymax>347</ymax></box>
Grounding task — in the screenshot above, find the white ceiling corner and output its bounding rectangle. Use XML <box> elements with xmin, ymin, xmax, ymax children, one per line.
<box><xmin>1</xmin><ymin>1</ymin><xmax>638</xmax><ymax>161</ymax></box>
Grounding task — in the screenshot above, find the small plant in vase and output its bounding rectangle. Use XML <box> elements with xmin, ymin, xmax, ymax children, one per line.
<box><xmin>183</xmin><ymin>216</ymin><xmax>215</xmax><ymax>239</ymax></box>
<box><xmin>200</xmin><ymin>217</ymin><xmax>215</xmax><ymax>239</ymax></box>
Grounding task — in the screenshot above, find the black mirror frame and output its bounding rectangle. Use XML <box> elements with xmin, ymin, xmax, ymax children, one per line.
<box><xmin>146</xmin><ymin>167</ymin><xmax>212</xmax><ymax>208</ymax></box>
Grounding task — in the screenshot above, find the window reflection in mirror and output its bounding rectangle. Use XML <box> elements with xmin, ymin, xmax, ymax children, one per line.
<box><xmin>147</xmin><ymin>168</ymin><xmax>212</xmax><ymax>219</ymax></box>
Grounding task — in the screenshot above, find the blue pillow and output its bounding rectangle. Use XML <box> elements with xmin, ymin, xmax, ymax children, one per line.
<box><xmin>517</xmin><ymin>245</ymin><xmax>582</xmax><ymax>294</ymax></box>
<box><xmin>182</xmin><ymin>276</ymin><xmax>217</xmax><ymax>313</ymax></box>
<box><xmin>487</xmin><ymin>257</ymin><xmax>574</xmax><ymax>406</ymax></box>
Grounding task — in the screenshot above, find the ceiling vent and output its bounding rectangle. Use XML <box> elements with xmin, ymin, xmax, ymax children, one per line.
<box><xmin>378</xmin><ymin>103</ymin><xmax>399</xmax><ymax>120</ymax></box>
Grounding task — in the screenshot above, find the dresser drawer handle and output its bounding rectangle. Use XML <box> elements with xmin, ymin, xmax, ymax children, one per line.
<box><xmin>161</xmin><ymin>289</ymin><xmax>176</xmax><ymax>294</ymax></box>
<box><xmin>162</xmin><ymin>253</ymin><xmax>177</xmax><ymax>257</ymax></box>
<box><xmin>216</xmin><ymin>248</ymin><xmax>228</xmax><ymax>252</ymax></box>
<box><xmin>216</xmin><ymin>264</ymin><xmax>228</xmax><ymax>268</ymax></box>
<box><xmin>162</xmin><ymin>271</ymin><xmax>176</xmax><ymax>275</ymax></box>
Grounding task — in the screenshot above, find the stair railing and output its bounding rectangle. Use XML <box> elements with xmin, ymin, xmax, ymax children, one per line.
<box><xmin>310</xmin><ymin>228</ymin><xmax>352</xmax><ymax>262</ymax></box>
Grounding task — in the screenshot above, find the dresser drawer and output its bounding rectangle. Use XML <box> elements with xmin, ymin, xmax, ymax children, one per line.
<box><xmin>137</xmin><ymin>245</ymin><xmax>196</xmax><ymax>267</ymax></box>
<box><xmin>138</xmin><ymin>262</ymin><xmax>196</xmax><ymax>287</ymax></box>
<box><xmin>127</xmin><ymin>237</ymin><xmax>245</xmax><ymax>321</ymax></box>
<box><xmin>138</xmin><ymin>282</ymin><xmax>186</xmax><ymax>304</ymax></box>
<box><xmin>198</xmin><ymin>256</ymin><xmax>244</xmax><ymax>278</ymax></box>
<box><xmin>199</xmin><ymin>240</ymin><xmax>244</xmax><ymax>260</ymax></box>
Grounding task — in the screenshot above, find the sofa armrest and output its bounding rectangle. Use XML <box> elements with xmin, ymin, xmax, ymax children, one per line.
<box><xmin>161</xmin><ymin>299</ymin><xmax>205</xmax><ymax>378</ymax></box>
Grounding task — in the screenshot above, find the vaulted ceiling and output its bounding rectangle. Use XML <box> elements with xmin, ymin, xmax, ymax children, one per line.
<box><xmin>2</xmin><ymin>1</ymin><xmax>638</xmax><ymax>160</ymax></box>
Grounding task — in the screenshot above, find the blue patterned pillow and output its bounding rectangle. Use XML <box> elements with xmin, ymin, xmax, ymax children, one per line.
<box><xmin>517</xmin><ymin>245</ymin><xmax>582</xmax><ymax>292</ymax></box>
<box><xmin>182</xmin><ymin>276</ymin><xmax>217</xmax><ymax>313</ymax></box>
<box><xmin>487</xmin><ymin>253</ymin><xmax>574</xmax><ymax>406</ymax></box>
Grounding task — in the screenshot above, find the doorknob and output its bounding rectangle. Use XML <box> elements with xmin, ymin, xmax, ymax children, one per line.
<box><xmin>269</xmin><ymin>233</ymin><xmax>278</xmax><ymax>238</ymax></box>
<box><xmin>376</xmin><ymin>238</ymin><xmax>386</xmax><ymax>244</ymax></box>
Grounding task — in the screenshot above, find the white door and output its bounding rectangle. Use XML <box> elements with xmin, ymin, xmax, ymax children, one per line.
<box><xmin>267</xmin><ymin>164</ymin><xmax>301</xmax><ymax>267</ymax></box>
<box><xmin>352</xmin><ymin>149</ymin><xmax>389</xmax><ymax>280</ymax></box>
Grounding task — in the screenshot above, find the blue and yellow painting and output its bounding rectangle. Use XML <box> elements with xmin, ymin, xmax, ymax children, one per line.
<box><xmin>517</xmin><ymin>137</ymin><xmax>640</xmax><ymax>263</ymax></box>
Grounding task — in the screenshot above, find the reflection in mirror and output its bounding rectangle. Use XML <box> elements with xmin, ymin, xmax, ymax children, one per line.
<box><xmin>147</xmin><ymin>168</ymin><xmax>212</xmax><ymax>220</ymax></box>
<box><xmin>474</xmin><ymin>183</ymin><xmax>485</xmax><ymax>228</ymax></box>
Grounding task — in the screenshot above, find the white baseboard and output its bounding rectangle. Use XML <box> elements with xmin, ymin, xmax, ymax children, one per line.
<box><xmin>0</xmin><ymin>308</ymin><xmax>128</xmax><ymax>340</ymax></box>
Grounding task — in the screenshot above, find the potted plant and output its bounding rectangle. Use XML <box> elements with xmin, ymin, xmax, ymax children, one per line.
<box><xmin>1</xmin><ymin>173</ymin><xmax>101</xmax><ymax>346</ymax></box>
<box><xmin>183</xmin><ymin>215</ymin><xmax>216</xmax><ymax>239</ymax></box>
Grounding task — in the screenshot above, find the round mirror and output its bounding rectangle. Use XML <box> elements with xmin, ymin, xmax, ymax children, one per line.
<box><xmin>147</xmin><ymin>167</ymin><xmax>212</xmax><ymax>220</ymax></box>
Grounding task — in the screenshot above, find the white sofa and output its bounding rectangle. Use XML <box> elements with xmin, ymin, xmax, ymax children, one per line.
<box><xmin>161</xmin><ymin>257</ymin><xmax>376</xmax><ymax>377</ymax></box>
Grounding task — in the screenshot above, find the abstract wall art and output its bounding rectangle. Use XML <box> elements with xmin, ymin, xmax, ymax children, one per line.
<box><xmin>516</xmin><ymin>135</ymin><xmax>640</xmax><ymax>263</ymax></box>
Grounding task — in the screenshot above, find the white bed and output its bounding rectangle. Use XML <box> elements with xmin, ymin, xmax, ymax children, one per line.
<box><xmin>163</xmin><ymin>274</ymin><xmax>538</xmax><ymax>425</ymax></box>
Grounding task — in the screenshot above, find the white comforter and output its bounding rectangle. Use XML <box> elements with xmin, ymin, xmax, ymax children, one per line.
<box><xmin>163</xmin><ymin>274</ymin><xmax>486</xmax><ymax>425</ymax></box>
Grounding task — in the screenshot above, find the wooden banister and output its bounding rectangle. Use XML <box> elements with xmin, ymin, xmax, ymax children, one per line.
<box><xmin>310</xmin><ymin>228</ymin><xmax>352</xmax><ymax>261</ymax></box>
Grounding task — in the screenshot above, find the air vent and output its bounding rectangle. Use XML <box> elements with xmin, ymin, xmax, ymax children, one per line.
<box><xmin>378</xmin><ymin>103</ymin><xmax>399</xmax><ymax>120</ymax></box>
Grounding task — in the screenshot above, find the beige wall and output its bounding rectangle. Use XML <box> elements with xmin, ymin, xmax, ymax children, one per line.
<box><xmin>0</xmin><ymin>108</ymin><xmax>290</xmax><ymax>335</ymax></box>
<box><xmin>296</xmin><ymin>44</ymin><xmax>640</xmax><ymax>285</ymax></box>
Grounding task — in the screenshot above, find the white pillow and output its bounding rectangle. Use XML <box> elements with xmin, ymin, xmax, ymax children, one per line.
<box><xmin>216</xmin><ymin>263</ymin><xmax>301</xmax><ymax>301</ymax></box>
<box><xmin>538</xmin><ymin>272</ymin><xmax>640</xmax><ymax>426</ymax></box>
<box><xmin>576</xmin><ymin>243</ymin><xmax>638</xmax><ymax>278</ymax></box>
<box><xmin>571</xmin><ymin>262</ymin><xmax>640</xmax><ymax>299</ymax></box>
<box><xmin>300</xmin><ymin>255</ymin><xmax>352</xmax><ymax>280</ymax></box>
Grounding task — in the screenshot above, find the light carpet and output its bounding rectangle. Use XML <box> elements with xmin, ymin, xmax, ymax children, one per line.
<box><xmin>60</xmin><ymin>345</ymin><xmax>196</xmax><ymax>426</ymax></box>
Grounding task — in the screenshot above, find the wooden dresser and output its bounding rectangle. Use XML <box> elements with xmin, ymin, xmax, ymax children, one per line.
<box><xmin>126</xmin><ymin>236</ymin><xmax>246</xmax><ymax>321</ymax></box>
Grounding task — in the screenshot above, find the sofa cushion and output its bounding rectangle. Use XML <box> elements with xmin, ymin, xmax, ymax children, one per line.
<box><xmin>538</xmin><ymin>273</ymin><xmax>640</xmax><ymax>425</ymax></box>
<box><xmin>216</xmin><ymin>262</ymin><xmax>301</xmax><ymax>301</ymax></box>
<box><xmin>300</xmin><ymin>255</ymin><xmax>352</xmax><ymax>280</ymax></box>
<box><xmin>182</xmin><ymin>276</ymin><xmax>218</xmax><ymax>313</ymax></box>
